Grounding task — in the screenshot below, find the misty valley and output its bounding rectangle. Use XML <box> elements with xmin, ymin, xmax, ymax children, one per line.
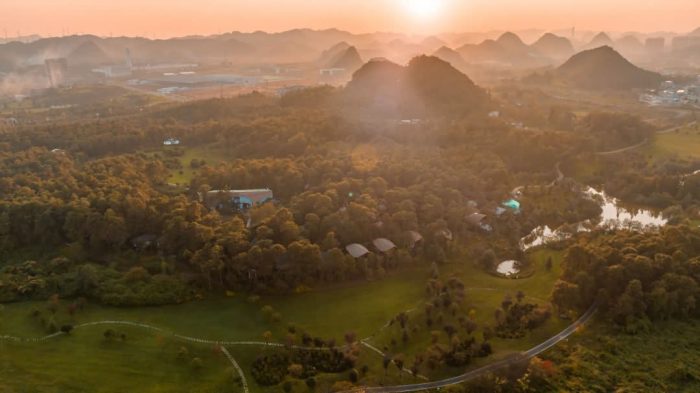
<box><xmin>1</xmin><ymin>4</ymin><xmax>700</xmax><ymax>393</ymax></box>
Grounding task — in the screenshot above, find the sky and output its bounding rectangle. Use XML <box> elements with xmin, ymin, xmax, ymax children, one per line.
<box><xmin>2</xmin><ymin>0</ymin><xmax>699</xmax><ymax>38</ymax></box>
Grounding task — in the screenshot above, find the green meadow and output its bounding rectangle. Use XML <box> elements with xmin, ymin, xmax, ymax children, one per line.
<box><xmin>0</xmin><ymin>249</ymin><xmax>569</xmax><ymax>392</ymax></box>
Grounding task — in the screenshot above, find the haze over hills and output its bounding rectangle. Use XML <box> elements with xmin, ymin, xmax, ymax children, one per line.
<box><xmin>0</xmin><ymin>27</ymin><xmax>699</xmax><ymax>75</ymax></box>
<box><xmin>586</xmin><ymin>32</ymin><xmax>614</xmax><ymax>49</ymax></box>
<box><xmin>554</xmin><ymin>46</ymin><xmax>663</xmax><ymax>89</ymax></box>
<box><xmin>317</xmin><ymin>41</ymin><xmax>351</xmax><ymax>66</ymax></box>
<box><xmin>5</xmin><ymin>1</ymin><xmax>700</xmax><ymax>392</ymax></box>
<box><xmin>327</xmin><ymin>46</ymin><xmax>363</xmax><ymax>71</ymax></box>
<box><xmin>345</xmin><ymin>55</ymin><xmax>489</xmax><ymax>117</ymax></box>
<box><xmin>531</xmin><ymin>33</ymin><xmax>575</xmax><ymax>60</ymax></box>
<box><xmin>615</xmin><ymin>35</ymin><xmax>645</xmax><ymax>53</ymax></box>
<box><xmin>66</xmin><ymin>40</ymin><xmax>113</xmax><ymax>66</ymax></box>
<box><xmin>0</xmin><ymin>26</ymin><xmax>698</xmax><ymax>97</ymax></box>
<box><xmin>432</xmin><ymin>46</ymin><xmax>468</xmax><ymax>69</ymax></box>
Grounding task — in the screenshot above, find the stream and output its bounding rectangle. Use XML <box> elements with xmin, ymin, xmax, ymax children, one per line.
<box><xmin>520</xmin><ymin>187</ymin><xmax>668</xmax><ymax>250</ymax></box>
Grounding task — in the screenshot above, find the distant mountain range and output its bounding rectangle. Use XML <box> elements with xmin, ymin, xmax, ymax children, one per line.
<box><xmin>0</xmin><ymin>27</ymin><xmax>698</xmax><ymax>76</ymax></box>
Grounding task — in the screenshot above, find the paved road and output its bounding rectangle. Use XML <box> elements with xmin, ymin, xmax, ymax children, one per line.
<box><xmin>595</xmin><ymin>120</ymin><xmax>698</xmax><ymax>156</ymax></box>
<box><xmin>342</xmin><ymin>304</ymin><xmax>597</xmax><ymax>393</ymax></box>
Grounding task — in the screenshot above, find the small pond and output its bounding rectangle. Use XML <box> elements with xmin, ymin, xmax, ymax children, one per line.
<box><xmin>496</xmin><ymin>260</ymin><xmax>520</xmax><ymax>276</ymax></box>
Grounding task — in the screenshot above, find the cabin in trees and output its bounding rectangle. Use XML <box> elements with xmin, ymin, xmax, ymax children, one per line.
<box><xmin>202</xmin><ymin>189</ymin><xmax>273</xmax><ymax>211</ymax></box>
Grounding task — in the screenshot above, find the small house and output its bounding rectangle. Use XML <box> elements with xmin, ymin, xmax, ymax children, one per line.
<box><xmin>346</xmin><ymin>243</ymin><xmax>370</xmax><ymax>258</ymax></box>
<box><xmin>373</xmin><ymin>238</ymin><xmax>397</xmax><ymax>253</ymax></box>
<box><xmin>503</xmin><ymin>199</ymin><xmax>521</xmax><ymax>210</ymax></box>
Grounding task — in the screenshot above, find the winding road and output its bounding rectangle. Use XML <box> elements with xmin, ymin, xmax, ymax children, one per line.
<box><xmin>595</xmin><ymin>120</ymin><xmax>698</xmax><ymax>156</ymax></box>
<box><xmin>2</xmin><ymin>303</ymin><xmax>597</xmax><ymax>393</ymax></box>
<box><xmin>342</xmin><ymin>304</ymin><xmax>597</xmax><ymax>393</ymax></box>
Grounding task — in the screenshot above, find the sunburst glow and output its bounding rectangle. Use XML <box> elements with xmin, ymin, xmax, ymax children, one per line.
<box><xmin>402</xmin><ymin>0</ymin><xmax>445</xmax><ymax>20</ymax></box>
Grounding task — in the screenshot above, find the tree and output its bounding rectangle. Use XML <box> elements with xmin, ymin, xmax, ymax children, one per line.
<box><xmin>190</xmin><ymin>357</ymin><xmax>203</xmax><ymax>370</ymax></box>
<box><xmin>305</xmin><ymin>377</ymin><xmax>316</xmax><ymax>391</ymax></box>
<box><xmin>104</xmin><ymin>329</ymin><xmax>116</xmax><ymax>340</ymax></box>
<box><xmin>262</xmin><ymin>331</ymin><xmax>273</xmax><ymax>344</ymax></box>
<box><xmin>394</xmin><ymin>354</ymin><xmax>405</xmax><ymax>376</ymax></box>
<box><xmin>190</xmin><ymin>243</ymin><xmax>225</xmax><ymax>289</ymax></box>
<box><xmin>613</xmin><ymin>279</ymin><xmax>648</xmax><ymax>329</ymax></box>
<box><xmin>382</xmin><ymin>355</ymin><xmax>391</xmax><ymax>375</ymax></box>
<box><xmin>349</xmin><ymin>369</ymin><xmax>359</xmax><ymax>383</ymax></box>
<box><xmin>344</xmin><ymin>331</ymin><xmax>357</xmax><ymax>346</ymax></box>
<box><xmin>288</xmin><ymin>364</ymin><xmax>304</xmax><ymax>378</ymax></box>
<box><xmin>551</xmin><ymin>280</ymin><xmax>581</xmax><ymax>311</ymax></box>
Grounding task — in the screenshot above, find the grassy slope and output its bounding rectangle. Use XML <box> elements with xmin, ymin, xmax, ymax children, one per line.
<box><xmin>651</xmin><ymin>125</ymin><xmax>700</xmax><ymax>160</ymax></box>
<box><xmin>0</xmin><ymin>250</ymin><xmax>567</xmax><ymax>392</ymax></box>
<box><xmin>0</xmin><ymin>325</ymin><xmax>237</xmax><ymax>393</ymax></box>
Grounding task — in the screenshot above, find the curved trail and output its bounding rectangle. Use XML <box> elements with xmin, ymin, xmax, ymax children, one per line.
<box><xmin>1</xmin><ymin>299</ymin><xmax>586</xmax><ymax>391</ymax></box>
<box><xmin>221</xmin><ymin>346</ymin><xmax>249</xmax><ymax>393</ymax></box>
<box><xmin>595</xmin><ymin>138</ymin><xmax>649</xmax><ymax>156</ymax></box>
<box><xmin>342</xmin><ymin>304</ymin><xmax>598</xmax><ymax>393</ymax></box>
<box><xmin>0</xmin><ymin>320</ymin><xmax>330</xmax><ymax>351</ymax></box>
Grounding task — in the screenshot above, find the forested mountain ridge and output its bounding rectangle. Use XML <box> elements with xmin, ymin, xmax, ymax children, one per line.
<box><xmin>345</xmin><ymin>55</ymin><xmax>490</xmax><ymax>117</ymax></box>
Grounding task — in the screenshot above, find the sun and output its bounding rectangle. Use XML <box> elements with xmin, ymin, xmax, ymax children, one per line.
<box><xmin>402</xmin><ymin>0</ymin><xmax>445</xmax><ymax>20</ymax></box>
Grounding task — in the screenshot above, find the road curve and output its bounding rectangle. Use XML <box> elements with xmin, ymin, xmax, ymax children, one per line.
<box><xmin>595</xmin><ymin>120</ymin><xmax>698</xmax><ymax>156</ymax></box>
<box><xmin>595</xmin><ymin>138</ymin><xmax>649</xmax><ymax>156</ymax></box>
<box><xmin>342</xmin><ymin>304</ymin><xmax>597</xmax><ymax>393</ymax></box>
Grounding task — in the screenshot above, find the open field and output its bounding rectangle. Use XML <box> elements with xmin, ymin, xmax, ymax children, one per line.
<box><xmin>144</xmin><ymin>144</ymin><xmax>231</xmax><ymax>185</ymax></box>
<box><xmin>0</xmin><ymin>324</ymin><xmax>237</xmax><ymax>393</ymax></box>
<box><xmin>652</xmin><ymin>125</ymin><xmax>700</xmax><ymax>159</ymax></box>
<box><xmin>0</xmin><ymin>249</ymin><xmax>567</xmax><ymax>392</ymax></box>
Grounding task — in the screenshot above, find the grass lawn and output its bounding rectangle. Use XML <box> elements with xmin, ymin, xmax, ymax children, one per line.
<box><xmin>652</xmin><ymin>126</ymin><xmax>700</xmax><ymax>159</ymax></box>
<box><xmin>361</xmin><ymin>249</ymin><xmax>569</xmax><ymax>379</ymax></box>
<box><xmin>163</xmin><ymin>145</ymin><xmax>231</xmax><ymax>185</ymax></box>
<box><xmin>0</xmin><ymin>324</ymin><xmax>238</xmax><ymax>393</ymax></box>
<box><xmin>0</xmin><ymin>249</ymin><xmax>568</xmax><ymax>392</ymax></box>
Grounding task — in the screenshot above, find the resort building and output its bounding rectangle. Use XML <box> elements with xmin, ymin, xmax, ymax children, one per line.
<box><xmin>202</xmin><ymin>189</ymin><xmax>274</xmax><ymax>211</ymax></box>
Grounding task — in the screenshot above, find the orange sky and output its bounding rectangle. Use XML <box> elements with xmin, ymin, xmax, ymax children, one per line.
<box><xmin>2</xmin><ymin>0</ymin><xmax>699</xmax><ymax>38</ymax></box>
